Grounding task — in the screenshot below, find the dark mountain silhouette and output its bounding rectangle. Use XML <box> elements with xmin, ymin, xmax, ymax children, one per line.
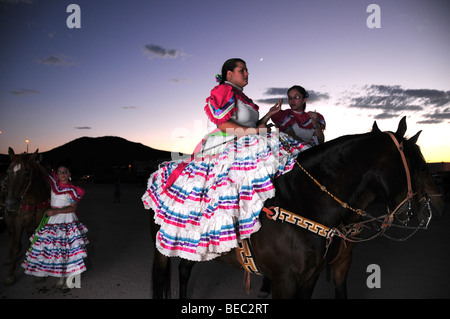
<box><xmin>1</xmin><ymin>136</ymin><xmax>172</xmax><ymax>183</ymax></box>
<box><xmin>42</xmin><ymin>136</ymin><xmax>170</xmax><ymax>165</ymax></box>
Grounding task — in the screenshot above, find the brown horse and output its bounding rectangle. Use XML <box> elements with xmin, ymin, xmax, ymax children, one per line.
<box><xmin>150</xmin><ymin>117</ymin><xmax>445</xmax><ymax>298</ymax></box>
<box><xmin>3</xmin><ymin>148</ymin><xmax>50</xmax><ymax>285</ymax></box>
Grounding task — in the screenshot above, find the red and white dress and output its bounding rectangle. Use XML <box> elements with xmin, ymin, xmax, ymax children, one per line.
<box><xmin>271</xmin><ymin>109</ymin><xmax>326</xmax><ymax>147</ymax></box>
<box><xmin>142</xmin><ymin>82</ymin><xmax>308</xmax><ymax>261</ymax></box>
<box><xmin>22</xmin><ymin>173</ymin><xmax>88</xmax><ymax>277</ymax></box>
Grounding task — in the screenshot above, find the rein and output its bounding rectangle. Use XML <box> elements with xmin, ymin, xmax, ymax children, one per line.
<box><xmin>237</xmin><ymin>131</ymin><xmax>433</xmax><ymax>277</ymax></box>
<box><xmin>7</xmin><ymin>161</ymin><xmax>50</xmax><ymax>216</ymax></box>
<box><xmin>274</xmin><ymin>131</ymin><xmax>432</xmax><ymax>243</ymax></box>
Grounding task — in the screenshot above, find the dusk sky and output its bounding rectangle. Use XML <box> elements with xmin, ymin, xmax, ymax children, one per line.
<box><xmin>1</xmin><ymin>0</ymin><xmax>449</xmax><ymax>162</ymax></box>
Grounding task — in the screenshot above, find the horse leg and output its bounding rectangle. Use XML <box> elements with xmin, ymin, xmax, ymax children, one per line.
<box><xmin>4</xmin><ymin>221</ymin><xmax>23</xmax><ymax>285</ymax></box>
<box><xmin>149</xmin><ymin>211</ymin><xmax>173</xmax><ymax>298</ymax></box>
<box><xmin>271</xmin><ymin>274</ymin><xmax>319</xmax><ymax>299</ymax></box>
<box><xmin>331</xmin><ymin>241</ymin><xmax>355</xmax><ymax>299</ymax></box>
<box><xmin>152</xmin><ymin>249</ymin><xmax>171</xmax><ymax>299</ymax></box>
<box><xmin>179</xmin><ymin>259</ymin><xmax>196</xmax><ymax>299</ymax></box>
<box><xmin>257</xmin><ymin>277</ymin><xmax>272</xmax><ymax>298</ymax></box>
<box><xmin>271</xmin><ymin>275</ymin><xmax>297</xmax><ymax>299</ymax></box>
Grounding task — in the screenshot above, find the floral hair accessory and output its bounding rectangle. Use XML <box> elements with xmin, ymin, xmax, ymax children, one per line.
<box><xmin>215</xmin><ymin>74</ymin><xmax>222</xmax><ymax>83</ymax></box>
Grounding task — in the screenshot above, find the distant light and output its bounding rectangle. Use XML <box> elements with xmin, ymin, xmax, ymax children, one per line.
<box><xmin>260</xmin><ymin>57</ymin><xmax>264</xmax><ymax>62</ymax></box>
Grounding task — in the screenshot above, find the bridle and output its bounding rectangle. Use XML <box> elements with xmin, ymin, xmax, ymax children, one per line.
<box><xmin>384</xmin><ymin>132</ymin><xmax>433</xmax><ymax>231</ymax></box>
<box><xmin>273</xmin><ymin>131</ymin><xmax>434</xmax><ymax>243</ymax></box>
<box><xmin>5</xmin><ymin>160</ymin><xmax>49</xmax><ymax>216</ymax></box>
<box><xmin>238</xmin><ymin>131</ymin><xmax>435</xmax><ymax>276</ymax></box>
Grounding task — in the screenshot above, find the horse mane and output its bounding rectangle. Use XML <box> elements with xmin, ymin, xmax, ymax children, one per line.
<box><xmin>280</xmin><ymin>127</ymin><xmax>396</xmax><ymax>222</ymax></box>
<box><xmin>31</xmin><ymin>161</ymin><xmax>50</xmax><ymax>203</ymax></box>
<box><xmin>18</xmin><ymin>153</ymin><xmax>51</xmax><ymax>204</ymax></box>
<box><xmin>285</xmin><ymin>117</ymin><xmax>427</xmax><ymax>219</ymax></box>
<box><xmin>298</xmin><ymin>129</ymin><xmax>384</xmax><ymax>176</ymax></box>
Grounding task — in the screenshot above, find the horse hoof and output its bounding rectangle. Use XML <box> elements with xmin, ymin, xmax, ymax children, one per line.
<box><xmin>4</xmin><ymin>276</ymin><xmax>15</xmax><ymax>286</ymax></box>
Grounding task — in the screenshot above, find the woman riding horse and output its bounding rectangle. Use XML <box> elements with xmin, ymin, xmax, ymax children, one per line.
<box><xmin>149</xmin><ymin>117</ymin><xmax>444</xmax><ymax>298</ymax></box>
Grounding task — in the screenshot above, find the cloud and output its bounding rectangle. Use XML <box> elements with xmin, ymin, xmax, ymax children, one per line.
<box><xmin>9</xmin><ymin>88</ymin><xmax>40</xmax><ymax>96</ymax></box>
<box><xmin>418</xmin><ymin>107</ymin><xmax>450</xmax><ymax>124</ymax></box>
<box><xmin>338</xmin><ymin>85</ymin><xmax>450</xmax><ymax>124</ymax></box>
<box><xmin>264</xmin><ymin>88</ymin><xmax>288</xmax><ymax>96</ymax></box>
<box><xmin>374</xmin><ymin>113</ymin><xmax>397</xmax><ymax>120</ymax></box>
<box><xmin>256</xmin><ymin>87</ymin><xmax>330</xmax><ymax>105</ymax></box>
<box><xmin>74</xmin><ymin>127</ymin><xmax>91</xmax><ymax>130</ymax></box>
<box><xmin>170</xmin><ymin>78</ymin><xmax>190</xmax><ymax>84</ymax></box>
<box><xmin>0</xmin><ymin>0</ymin><xmax>33</xmax><ymax>5</ymax></box>
<box><xmin>142</xmin><ymin>44</ymin><xmax>186</xmax><ymax>60</ymax></box>
<box><xmin>37</xmin><ymin>55</ymin><xmax>74</xmax><ymax>66</ymax></box>
<box><xmin>255</xmin><ymin>84</ymin><xmax>449</xmax><ymax>124</ymax></box>
<box><xmin>122</xmin><ymin>106</ymin><xmax>139</xmax><ymax>109</ymax></box>
<box><xmin>340</xmin><ymin>85</ymin><xmax>450</xmax><ymax>111</ymax></box>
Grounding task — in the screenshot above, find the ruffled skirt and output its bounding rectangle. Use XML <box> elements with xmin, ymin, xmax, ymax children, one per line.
<box><xmin>142</xmin><ymin>131</ymin><xmax>306</xmax><ymax>261</ymax></box>
<box><xmin>22</xmin><ymin>213</ymin><xmax>88</xmax><ymax>277</ymax></box>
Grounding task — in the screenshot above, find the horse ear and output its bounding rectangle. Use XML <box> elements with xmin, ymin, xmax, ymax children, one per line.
<box><xmin>396</xmin><ymin>116</ymin><xmax>407</xmax><ymax>139</ymax></box>
<box><xmin>372</xmin><ymin>121</ymin><xmax>381</xmax><ymax>133</ymax></box>
<box><xmin>29</xmin><ymin>149</ymin><xmax>39</xmax><ymax>162</ymax></box>
<box><xmin>409</xmin><ymin>130</ymin><xmax>422</xmax><ymax>144</ymax></box>
<box><xmin>8</xmin><ymin>147</ymin><xmax>15</xmax><ymax>161</ymax></box>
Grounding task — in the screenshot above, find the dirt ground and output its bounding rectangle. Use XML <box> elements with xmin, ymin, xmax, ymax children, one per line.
<box><xmin>1</xmin><ymin>183</ymin><xmax>449</xmax><ymax>300</ymax></box>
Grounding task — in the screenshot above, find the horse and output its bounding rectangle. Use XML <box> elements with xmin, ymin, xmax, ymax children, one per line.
<box><xmin>3</xmin><ymin>148</ymin><xmax>50</xmax><ymax>285</ymax></box>
<box><xmin>0</xmin><ymin>174</ymin><xmax>7</xmax><ymax>217</ymax></box>
<box><xmin>149</xmin><ymin>117</ymin><xmax>445</xmax><ymax>298</ymax></box>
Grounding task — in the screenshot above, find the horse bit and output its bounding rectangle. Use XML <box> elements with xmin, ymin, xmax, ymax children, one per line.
<box><xmin>5</xmin><ymin>165</ymin><xmax>49</xmax><ymax>217</ymax></box>
<box><xmin>236</xmin><ymin>131</ymin><xmax>435</xmax><ymax>277</ymax></box>
<box><xmin>273</xmin><ymin>131</ymin><xmax>434</xmax><ymax>244</ymax></box>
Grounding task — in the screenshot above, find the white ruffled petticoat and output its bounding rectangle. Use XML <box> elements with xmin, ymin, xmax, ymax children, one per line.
<box><xmin>142</xmin><ymin>130</ymin><xmax>306</xmax><ymax>261</ymax></box>
<box><xmin>22</xmin><ymin>212</ymin><xmax>88</xmax><ymax>277</ymax></box>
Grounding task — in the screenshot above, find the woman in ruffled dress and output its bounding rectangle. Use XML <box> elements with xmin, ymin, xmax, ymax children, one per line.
<box><xmin>271</xmin><ymin>85</ymin><xmax>326</xmax><ymax>147</ymax></box>
<box><xmin>142</xmin><ymin>58</ymin><xmax>308</xmax><ymax>262</ymax></box>
<box><xmin>22</xmin><ymin>165</ymin><xmax>88</xmax><ymax>287</ymax></box>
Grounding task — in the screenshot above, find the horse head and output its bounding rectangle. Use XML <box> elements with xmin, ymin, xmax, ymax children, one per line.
<box><xmin>377</xmin><ymin>117</ymin><xmax>444</xmax><ymax>226</ymax></box>
<box><xmin>5</xmin><ymin>147</ymin><xmax>40</xmax><ymax>211</ymax></box>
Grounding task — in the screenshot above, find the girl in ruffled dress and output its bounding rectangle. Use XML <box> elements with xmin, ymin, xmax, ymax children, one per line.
<box><xmin>22</xmin><ymin>165</ymin><xmax>88</xmax><ymax>286</ymax></box>
<box><xmin>142</xmin><ymin>58</ymin><xmax>308</xmax><ymax>261</ymax></box>
<box><xmin>271</xmin><ymin>85</ymin><xmax>326</xmax><ymax>147</ymax></box>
